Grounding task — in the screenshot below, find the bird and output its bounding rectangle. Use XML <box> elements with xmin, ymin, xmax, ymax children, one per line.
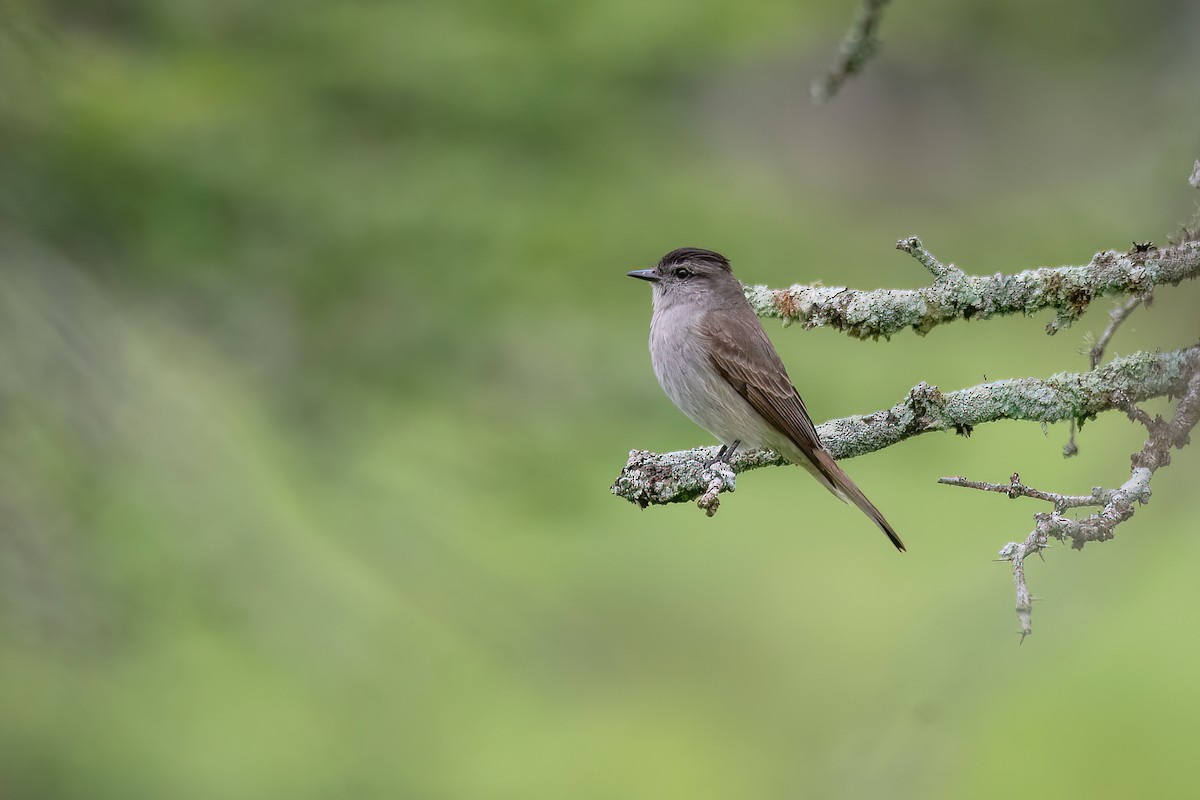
<box><xmin>628</xmin><ymin>246</ymin><xmax>905</xmax><ymax>552</ymax></box>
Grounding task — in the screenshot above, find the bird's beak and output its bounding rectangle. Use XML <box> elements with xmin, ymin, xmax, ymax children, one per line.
<box><xmin>627</xmin><ymin>268</ymin><xmax>659</xmax><ymax>282</ymax></box>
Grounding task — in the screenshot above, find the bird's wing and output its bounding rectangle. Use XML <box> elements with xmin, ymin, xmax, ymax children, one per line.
<box><xmin>701</xmin><ymin>308</ymin><xmax>906</xmax><ymax>552</ymax></box>
<box><xmin>699</xmin><ymin>309</ymin><xmax>824</xmax><ymax>456</ymax></box>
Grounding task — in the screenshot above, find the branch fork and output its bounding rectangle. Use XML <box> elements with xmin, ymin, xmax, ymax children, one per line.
<box><xmin>941</xmin><ymin>370</ymin><xmax>1200</xmax><ymax>638</ymax></box>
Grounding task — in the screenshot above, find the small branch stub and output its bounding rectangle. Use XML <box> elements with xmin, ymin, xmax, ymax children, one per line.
<box><xmin>695</xmin><ymin>461</ymin><xmax>736</xmax><ymax>516</ymax></box>
<box><xmin>895</xmin><ymin>236</ymin><xmax>965</xmax><ymax>283</ymax></box>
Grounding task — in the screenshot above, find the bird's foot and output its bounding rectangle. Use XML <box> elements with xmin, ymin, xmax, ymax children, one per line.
<box><xmin>707</xmin><ymin>440</ymin><xmax>741</xmax><ymax>467</ymax></box>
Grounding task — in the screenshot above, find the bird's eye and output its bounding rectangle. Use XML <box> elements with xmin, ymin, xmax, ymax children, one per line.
<box><xmin>673</xmin><ymin>268</ymin><xmax>692</xmax><ymax>279</ymax></box>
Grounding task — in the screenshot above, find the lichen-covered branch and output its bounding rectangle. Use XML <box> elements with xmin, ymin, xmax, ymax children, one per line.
<box><xmin>942</xmin><ymin>370</ymin><xmax>1200</xmax><ymax>640</ymax></box>
<box><xmin>811</xmin><ymin>0</ymin><xmax>893</xmax><ymax>104</ymax></box>
<box><xmin>612</xmin><ymin>346</ymin><xmax>1200</xmax><ymax>508</ymax></box>
<box><xmin>742</xmin><ymin>238</ymin><xmax>1200</xmax><ymax>340</ymax></box>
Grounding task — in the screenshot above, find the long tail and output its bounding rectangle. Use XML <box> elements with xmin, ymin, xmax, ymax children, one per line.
<box><xmin>808</xmin><ymin>450</ymin><xmax>906</xmax><ymax>552</ymax></box>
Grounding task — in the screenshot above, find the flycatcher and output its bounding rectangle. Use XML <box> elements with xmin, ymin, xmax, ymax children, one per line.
<box><xmin>629</xmin><ymin>247</ymin><xmax>905</xmax><ymax>552</ymax></box>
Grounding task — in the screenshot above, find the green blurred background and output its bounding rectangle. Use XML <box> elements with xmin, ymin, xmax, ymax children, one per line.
<box><xmin>1</xmin><ymin>0</ymin><xmax>1199</xmax><ymax>797</ymax></box>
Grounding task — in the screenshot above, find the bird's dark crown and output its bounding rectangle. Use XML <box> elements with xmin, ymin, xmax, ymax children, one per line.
<box><xmin>658</xmin><ymin>247</ymin><xmax>732</xmax><ymax>273</ymax></box>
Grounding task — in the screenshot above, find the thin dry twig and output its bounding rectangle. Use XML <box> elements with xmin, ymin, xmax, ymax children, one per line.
<box><xmin>1090</xmin><ymin>294</ymin><xmax>1148</xmax><ymax>369</ymax></box>
<box><xmin>938</xmin><ymin>472</ymin><xmax>1107</xmax><ymax>512</ymax></box>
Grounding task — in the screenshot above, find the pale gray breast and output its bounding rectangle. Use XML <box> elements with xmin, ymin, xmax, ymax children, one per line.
<box><xmin>648</xmin><ymin>303</ymin><xmax>779</xmax><ymax>449</ymax></box>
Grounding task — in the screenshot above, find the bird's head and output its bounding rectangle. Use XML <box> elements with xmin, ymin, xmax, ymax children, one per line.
<box><xmin>627</xmin><ymin>247</ymin><xmax>741</xmax><ymax>310</ymax></box>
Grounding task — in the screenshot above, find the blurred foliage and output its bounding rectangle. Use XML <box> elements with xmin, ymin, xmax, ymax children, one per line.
<box><xmin>1</xmin><ymin>0</ymin><xmax>1199</xmax><ymax>797</ymax></box>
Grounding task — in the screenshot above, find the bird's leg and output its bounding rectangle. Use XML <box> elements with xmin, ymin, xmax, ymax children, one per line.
<box><xmin>710</xmin><ymin>440</ymin><xmax>740</xmax><ymax>465</ymax></box>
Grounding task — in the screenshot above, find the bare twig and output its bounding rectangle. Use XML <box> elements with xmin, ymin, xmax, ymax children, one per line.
<box><xmin>1090</xmin><ymin>294</ymin><xmax>1147</xmax><ymax>368</ymax></box>
<box><xmin>612</xmin><ymin>346</ymin><xmax>1200</xmax><ymax>509</ymax></box>
<box><xmin>743</xmin><ymin>239</ymin><xmax>1200</xmax><ymax>340</ymax></box>
<box><xmin>997</xmin><ymin>532</ymin><xmax>1044</xmax><ymax>643</ymax></box>
<box><xmin>811</xmin><ymin>0</ymin><xmax>893</xmax><ymax>104</ymax></box>
<box><xmin>938</xmin><ymin>472</ymin><xmax>1106</xmax><ymax>512</ymax></box>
